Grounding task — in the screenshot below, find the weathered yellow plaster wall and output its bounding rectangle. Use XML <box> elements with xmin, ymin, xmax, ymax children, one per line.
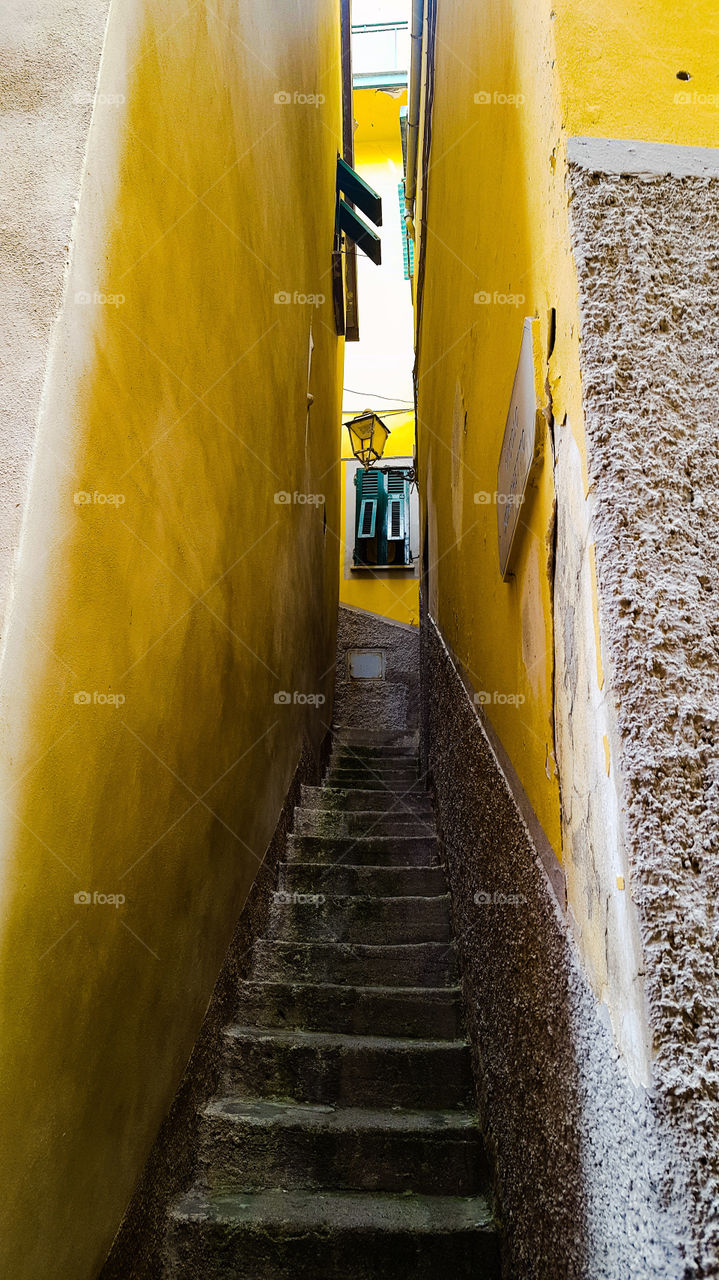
<box><xmin>416</xmin><ymin>0</ymin><xmax>573</xmax><ymax>853</ymax></box>
<box><xmin>340</xmin><ymin>86</ymin><xmax>418</xmax><ymax>627</ymax></box>
<box><xmin>415</xmin><ymin>0</ymin><xmax>717</xmax><ymax>1059</ymax></box>
<box><xmin>0</xmin><ymin>1</ymin><xmax>342</xmax><ymax>1276</ymax></box>
<box><xmin>555</xmin><ymin>0</ymin><xmax>719</xmax><ymax>146</ymax></box>
<box><xmin>415</xmin><ymin>0</ymin><xmax>719</xmax><ymax>846</ymax></box>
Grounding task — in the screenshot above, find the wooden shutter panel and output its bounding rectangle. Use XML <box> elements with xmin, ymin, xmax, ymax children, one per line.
<box><xmin>357</xmin><ymin>469</ymin><xmax>379</xmax><ymax>540</ymax></box>
<box><xmin>386</xmin><ymin>470</ymin><xmax>408</xmax><ymax>543</ymax></box>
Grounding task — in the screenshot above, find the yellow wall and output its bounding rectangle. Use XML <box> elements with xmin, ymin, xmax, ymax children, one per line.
<box><xmin>555</xmin><ymin>0</ymin><xmax>719</xmax><ymax>146</ymax></box>
<box><xmin>416</xmin><ymin>0</ymin><xmax>569</xmax><ymax>852</ymax></box>
<box><xmin>340</xmin><ymin>86</ymin><xmax>419</xmax><ymax>627</ymax></box>
<box><xmin>0</xmin><ymin>1</ymin><xmax>342</xmax><ymax>1276</ymax></box>
<box><xmin>415</xmin><ymin>0</ymin><xmax>719</xmax><ymax>856</ymax></box>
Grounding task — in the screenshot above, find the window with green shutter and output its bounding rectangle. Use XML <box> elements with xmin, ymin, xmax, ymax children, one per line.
<box><xmin>353</xmin><ymin>467</ymin><xmax>413</xmax><ymax>569</ymax></box>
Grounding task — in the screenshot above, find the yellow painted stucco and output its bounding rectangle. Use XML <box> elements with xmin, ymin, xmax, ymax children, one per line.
<box><xmin>339</xmin><ymin>86</ymin><xmax>418</xmax><ymax>628</ymax></box>
<box><xmin>415</xmin><ymin>0</ymin><xmax>571</xmax><ymax>853</ymax></box>
<box><xmin>415</xmin><ymin>0</ymin><xmax>719</xmax><ymax>858</ymax></box>
<box><xmin>555</xmin><ymin>0</ymin><xmax>719</xmax><ymax>147</ymax></box>
<box><xmin>0</xmin><ymin>1</ymin><xmax>342</xmax><ymax>1277</ymax></box>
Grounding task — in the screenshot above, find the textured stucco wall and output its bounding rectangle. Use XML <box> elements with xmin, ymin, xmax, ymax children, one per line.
<box><xmin>566</xmin><ymin>137</ymin><xmax>719</xmax><ymax>1275</ymax></box>
<box><xmin>0</xmin><ymin>0</ymin><xmax>110</xmax><ymax>636</ymax></box>
<box><xmin>423</xmin><ymin>614</ymin><xmax>690</xmax><ymax>1279</ymax></box>
<box><xmin>553</xmin><ymin>424</ymin><xmax>652</xmax><ymax>1086</ymax></box>
<box><xmin>333</xmin><ymin>605</ymin><xmax>419</xmax><ymax>732</ymax></box>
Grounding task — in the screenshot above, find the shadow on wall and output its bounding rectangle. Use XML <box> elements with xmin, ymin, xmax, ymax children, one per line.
<box><xmin>333</xmin><ymin>605</ymin><xmax>419</xmax><ymax>733</ymax></box>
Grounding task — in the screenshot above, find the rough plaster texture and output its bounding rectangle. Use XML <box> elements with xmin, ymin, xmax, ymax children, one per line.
<box><xmin>333</xmin><ymin>605</ymin><xmax>419</xmax><ymax>732</ymax></box>
<box><xmin>0</xmin><ymin>0</ymin><xmax>110</xmax><ymax>636</ymax></box>
<box><xmin>422</xmin><ymin>614</ymin><xmax>688</xmax><ymax>1279</ymax></box>
<box><xmin>553</xmin><ymin>425</ymin><xmax>651</xmax><ymax>1086</ymax></box>
<box><xmin>99</xmin><ymin>733</ymin><xmax>331</xmax><ymax>1280</ymax></box>
<box><xmin>567</xmin><ymin>143</ymin><xmax>719</xmax><ymax>1274</ymax></box>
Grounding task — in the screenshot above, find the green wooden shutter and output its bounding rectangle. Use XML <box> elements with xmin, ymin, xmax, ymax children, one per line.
<box><xmin>397</xmin><ymin>181</ymin><xmax>415</xmax><ymax>281</ymax></box>
<box><xmin>354</xmin><ymin>469</ymin><xmax>385</xmax><ymax>565</ymax></box>
<box><xmin>386</xmin><ymin>471</ymin><xmax>406</xmax><ymax>541</ymax></box>
<box><xmin>386</xmin><ymin>470</ymin><xmax>411</xmax><ymax>565</ymax></box>
<box><xmin>357</xmin><ymin>469</ymin><xmax>379</xmax><ymax>539</ymax></box>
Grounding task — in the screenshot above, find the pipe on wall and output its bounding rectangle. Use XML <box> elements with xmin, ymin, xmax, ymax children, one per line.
<box><xmin>404</xmin><ymin>0</ymin><xmax>424</xmax><ymax>237</ymax></box>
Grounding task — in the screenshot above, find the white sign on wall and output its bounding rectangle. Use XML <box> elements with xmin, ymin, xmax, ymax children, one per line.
<box><xmin>496</xmin><ymin>317</ymin><xmax>542</xmax><ymax>579</ymax></box>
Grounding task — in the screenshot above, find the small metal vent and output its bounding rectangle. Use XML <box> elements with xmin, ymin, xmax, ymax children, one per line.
<box><xmin>347</xmin><ymin>649</ymin><xmax>386</xmax><ymax>680</ymax></box>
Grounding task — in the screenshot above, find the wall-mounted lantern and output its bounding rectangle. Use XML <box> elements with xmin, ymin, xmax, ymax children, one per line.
<box><xmin>345</xmin><ymin>411</ymin><xmax>391</xmax><ymax>469</ymax></box>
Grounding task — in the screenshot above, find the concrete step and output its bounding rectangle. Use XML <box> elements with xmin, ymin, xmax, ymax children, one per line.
<box><xmin>220</xmin><ymin>1025</ymin><xmax>474</xmax><ymax>1109</ymax></box>
<box><xmin>302</xmin><ymin>784</ymin><xmax>432</xmax><ymax>813</ymax></box>
<box><xmin>293</xmin><ymin>807</ymin><xmax>435</xmax><ymax>838</ymax></box>
<box><xmin>267</xmin><ymin>893</ymin><xmax>452</xmax><ymax>945</ymax></box>
<box><xmin>278</xmin><ymin>861</ymin><xmax>446</xmax><ymax>898</ymax></box>
<box><xmin>325</xmin><ymin>771</ymin><xmax>424</xmax><ymax>791</ymax></box>
<box><xmin>329</xmin><ymin>749</ymin><xmax>420</xmax><ymax>768</ymax></box>
<box><xmin>252</xmin><ymin>940</ymin><xmax>457</xmax><ymax>987</ymax></box>
<box><xmin>167</xmin><ymin>1188</ymin><xmax>500</xmax><ymax>1279</ymax></box>
<box><xmin>198</xmin><ymin>1098</ymin><xmax>485</xmax><ymax>1196</ymax></box>
<box><xmin>236</xmin><ymin>980</ymin><xmax>464</xmax><ymax>1039</ymax></box>
<box><xmin>286</xmin><ymin>834</ymin><xmax>438</xmax><ymax>866</ymax></box>
<box><xmin>334</xmin><ymin>728</ymin><xmax>420</xmax><ymax>748</ymax></box>
<box><xmin>327</xmin><ymin>758</ymin><xmax>419</xmax><ymax>777</ymax></box>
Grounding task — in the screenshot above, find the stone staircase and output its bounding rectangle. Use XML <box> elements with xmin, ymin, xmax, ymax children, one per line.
<box><xmin>164</xmin><ymin>728</ymin><xmax>501</xmax><ymax>1278</ymax></box>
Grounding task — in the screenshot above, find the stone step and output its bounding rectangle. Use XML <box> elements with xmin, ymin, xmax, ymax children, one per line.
<box><xmin>220</xmin><ymin>1025</ymin><xmax>473</xmax><ymax>1109</ymax></box>
<box><xmin>252</xmin><ymin>940</ymin><xmax>457</xmax><ymax>987</ymax></box>
<box><xmin>286</xmin><ymin>834</ymin><xmax>438</xmax><ymax>866</ymax></box>
<box><xmin>236</xmin><ymin>979</ymin><xmax>464</xmax><ymax>1039</ymax></box>
<box><xmin>325</xmin><ymin>770</ymin><xmax>424</xmax><ymax>791</ymax></box>
<box><xmin>334</xmin><ymin>728</ymin><xmax>420</xmax><ymax>748</ymax></box>
<box><xmin>167</xmin><ymin>1188</ymin><xmax>500</xmax><ymax>1279</ymax></box>
<box><xmin>327</xmin><ymin>758</ymin><xmax>419</xmax><ymax>777</ymax></box>
<box><xmin>279</xmin><ymin>861</ymin><xmax>446</xmax><ymax>898</ymax></box>
<box><xmin>293</xmin><ymin>807</ymin><xmax>435</xmax><ymax>838</ymax></box>
<box><xmin>302</xmin><ymin>784</ymin><xmax>432</xmax><ymax>813</ymax></box>
<box><xmin>267</xmin><ymin>893</ymin><xmax>451</xmax><ymax>945</ymax></box>
<box><xmin>197</xmin><ymin>1097</ymin><xmax>485</xmax><ymax>1196</ymax></box>
<box><xmin>329</xmin><ymin>750</ymin><xmax>420</xmax><ymax>768</ymax></box>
